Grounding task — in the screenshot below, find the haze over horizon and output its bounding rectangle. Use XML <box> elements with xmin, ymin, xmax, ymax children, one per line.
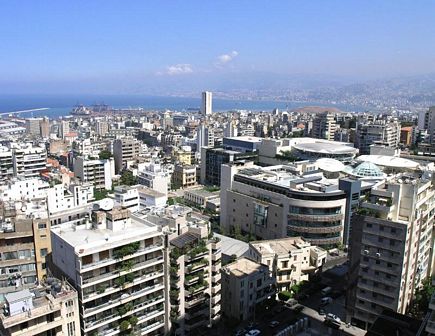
<box><xmin>2</xmin><ymin>1</ymin><xmax>435</xmax><ymax>95</ymax></box>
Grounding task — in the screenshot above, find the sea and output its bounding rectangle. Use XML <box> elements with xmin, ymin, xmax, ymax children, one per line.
<box><xmin>0</xmin><ymin>94</ymin><xmax>365</xmax><ymax>119</ymax></box>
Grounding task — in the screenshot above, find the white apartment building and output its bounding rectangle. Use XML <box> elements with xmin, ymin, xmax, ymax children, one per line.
<box><xmin>113</xmin><ymin>137</ymin><xmax>142</xmax><ymax>174</ymax></box>
<box><xmin>47</xmin><ymin>183</ymin><xmax>94</xmax><ymax>215</ymax></box>
<box><xmin>74</xmin><ymin>156</ymin><xmax>114</xmax><ymax>190</ymax></box>
<box><xmin>0</xmin><ymin>146</ymin><xmax>13</xmax><ymax>182</ymax></box>
<box><xmin>168</xmin><ymin>222</ymin><xmax>222</xmax><ymax>335</ymax></box>
<box><xmin>10</xmin><ymin>143</ymin><xmax>47</xmax><ymax>179</ymax></box>
<box><xmin>221</xmin><ymin>257</ymin><xmax>275</xmax><ymax>321</ymax></box>
<box><xmin>137</xmin><ymin>164</ymin><xmax>169</xmax><ymax>195</ymax></box>
<box><xmin>138</xmin><ymin>187</ymin><xmax>167</xmax><ymax>209</ymax></box>
<box><xmin>96</xmin><ymin>121</ymin><xmax>109</xmax><ymax>136</ymax></box>
<box><xmin>51</xmin><ymin>205</ymin><xmax>166</xmax><ymax>336</ymax></box>
<box><xmin>249</xmin><ymin>237</ymin><xmax>327</xmax><ymax>291</ymax></box>
<box><xmin>114</xmin><ymin>185</ymin><xmax>140</xmax><ymax>212</ymax></box>
<box><xmin>0</xmin><ymin>177</ymin><xmax>49</xmax><ymax>201</ymax></box>
<box><xmin>347</xmin><ymin>173</ymin><xmax>435</xmax><ymax>329</ymax></box>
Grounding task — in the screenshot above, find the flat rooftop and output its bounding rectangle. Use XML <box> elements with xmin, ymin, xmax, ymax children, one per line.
<box><xmin>250</xmin><ymin>237</ymin><xmax>311</xmax><ymax>255</ymax></box>
<box><xmin>185</xmin><ymin>188</ymin><xmax>220</xmax><ymax>198</ymax></box>
<box><xmin>225</xmin><ymin>257</ymin><xmax>267</xmax><ymax>277</ymax></box>
<box><xmin>215</xmin><ymin>233</ymin><xmax>249</xmax><ymax>258</ymax></box>
<box><xmin>224</xmin><ymin>136</ymin><xmax>263</xmax><ymax>143</ymax></box>
<box><xmin>51</xmin><ymin>215</ymin><xmax>159</xmax><ymax>255</ymax></box>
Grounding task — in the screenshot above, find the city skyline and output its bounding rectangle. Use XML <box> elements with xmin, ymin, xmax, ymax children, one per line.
<box><xmin>1</xmin><ymin>1</ymin><xmax>435</xmax><ymax>95</ymax></box>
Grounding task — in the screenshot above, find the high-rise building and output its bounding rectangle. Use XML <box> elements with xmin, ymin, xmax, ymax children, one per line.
<box><xmin>51</xmin><ymin>206</ymin><xmax>166</xmax><ymax>336</ymax></box>
<box><xmin>167</xmin><ymin>225</ymin><xmax>221</xmax><ymax>334</ymax></box>
<box><xmin>25</xmin><ymin>118</ymin><xmax>42</xmax><ymax>136</ymax></box>
<box><xmin>172</xmin><ymin>164</ymin><xmax>197</xmax><ymax>189</ymax></box>
<box><xmin>346</xmin><ymin>173</ymin><xmax>435</xmax><ymax>329</ymax></box>
<box><xmin>312</xmin><ymin>112</ymin><xmax>336</xmax><ymax>141</ymax></box>
<box><xmin>40</xmin><ymin>117</ymin><xmax>50</xmax><ymax>138</ymax></box>
<box><xmin>74</xmin><ymin>156</ymin><xmax>114</xmax><ymax>190</ymax></box>
<box><xmin>355</xmin><ymin>119</ymin><xmax>401</xmax><ymax>155</ymax></box>
<box><xmin>196</xmin><ymin>124</ymin><xmax>214</xmax><ymax>156</ymax></box>
<box><xmin>201</xmin><ymin>91</ymin><xmax>212</xmax><ymax>116</ymax></box>
<box><xmin>96</xmin><ymin>121</ymin><xmax>109</xmax><ymax>136</ymax></box>
<box><xmin>11</xmin><ymin>143</ymin><xmax>47</xmax><ymax>179</ymax></box>
<box><xmin>59</xmin><ymin>120</ymin><xmax>70</xmax><ymax>139</ymax></box>
<box><xmin>113</xmin><ymin>137</ymin><xmax>142</xmax><ymax>173</ymax></box>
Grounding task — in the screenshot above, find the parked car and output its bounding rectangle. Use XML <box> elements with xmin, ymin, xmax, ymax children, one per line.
<box><xmin>292</xmin><ymin>304</ymin><xmax>304</xmax><ymax>313</ymax></box>
<box><xmin>245</xmin><ymin>330</ymin><xmax>261</xmax><ymax>336</ymax></box>
<box><xmin>318</xmin><ymin>308</ymin><xmax>326</xmax><ymax>315</ymax></box>
<box><xmin>235</xmin><ymin>329</ymin><xmax>246</xmax><ymax>336</ymax></box>
<box><xmin>320</xmin><ymin>297</ymin><xmax>333</xmax><ymax>306</ymax></box>
<box><xmin>325</xmin><ymin>313</ymin><xmax>341</xmax><ymax>324</ymax></box>
<box><xmin>269</xmin><ymin>321</ymin><xmax>280</xmax><ymax>328</ymax></box>
<box><xmin>321</xmin><ymin>286</ymin><xmax>332</xmax><ymax>296</ymax></box>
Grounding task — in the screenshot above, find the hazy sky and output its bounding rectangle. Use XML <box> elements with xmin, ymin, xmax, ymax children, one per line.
<box><xmin>1</xmin><ymin>1</ymin><xmax>435</xmax><ymax>94</ymax></box>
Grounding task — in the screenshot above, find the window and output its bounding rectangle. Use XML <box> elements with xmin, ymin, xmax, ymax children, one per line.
<box><xmin>379</xmin><ymin>225</ymin><xmax>384</xmax><ymax>231</ymax></box>
<box><xmin>367</xmin><ymin>223</ymin><xmax>372</xmax><ymax>228</ymax></box>
<box><xmin>40</xmin><ymin>248</ymin><xmax>48</xmax><ymax>257</ymax></box>
<box><xmin>38</xmin><ymin>223</ymin><xmax>47</xmax><ymax>229</ymax></box>
<box><xmin>67</xmin><ymin>321</ymin><xmax>76</xmax><ymax>336</ymax></box>
<box><xmin>376</xmin><ymin>260</ymin><xmax>380</xmax><ymax>265</ymax></box>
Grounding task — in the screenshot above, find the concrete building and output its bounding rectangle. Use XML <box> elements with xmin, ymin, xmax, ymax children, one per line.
<box><xmin>51</xmin><ymin>205</ymin><xmax>166</xmax><ymax>336</ymax></box>
<box><xmin>346</xmin><ymin>173</ymin><xmax>435</xmax><ymax>329</ymax></box>
<box><xmin>137</xmin><ymin>164</ymin><xmax>169</xmax><ymax>195</ymax></box>
<box><xmin>355</xmin><ymin>120</ymin><xmax>401</xmax><ymax>155</ymax></box>
<box><xmin>184</xmin><ymin>188</ymin><xmax>220</xmax><ymax>209</ymax></box>
<box><xmin>222</xmin><ymin>136</ymin><xmax>262</xmax><ymax>153</ymax></box>
<box><xmin>201</xmin><ymin>91</ymin><xmax>212</xmax><ymax>116</ymax></box>
<box><xmin>221</xmin><ymin>257</ymin><xmax>274</xmax><ymax>321</ymax></box>
<box><xmin>25</xmin><ymin>118</ymin><xmax>43</xmax><ymax>136</ymax></box>
<box><xmin>200</xmin><ymin>147</ymin><xmax>257</xmax><ymax>186</ymax></box>
<box><xmin>59</xmin><ymin>120</ymin><xmax>70</xmax><ymax>139</ymax></box>
<box><xmin>11</xmin><ymin>143</ymin><xmax>47</xmax><ymax>179</ymax></box>
<box><xmin>138</xmin><ymin>187</ymin><xmax>167</xmax><ymax>209</ymax></box>
<box><xmin>172</xmin><ymin>164</ymin><xmax>196</xmax><ymax>190</ymax></box>
<box><xmin>114</xmin><ymin>185</ymin><xmax>140</xmax><ymax>212</ymax></box>
<box><xmin>0</xmin><ymin>207</ymin><xmax>51</xmax><ymax>301</ymax></box>
<box><xmin>113</xmin><ymin>137</ymin><xmax>142</xmax><ymax>173</ymax></box>
<box><xmin>0</xmin><ymin>280</ymin><xmax>80</xmax><ymax>336</ymax></box>
<box><xmin>0</xmin><ymin>146</ymin><xmax>13</xmax><ymax>182</ymax></box>
<box><xmin>196</xmin><ymin>124</ymin><xmax>214</xmax><ymax>156</ymax></box>
<box><xmin>40</xmin><ymin>117</ymin><xmax>50</xmax><ymax>138</ymax></box>
<box><xmin>220</xmin><ymin>162</ymin><xmax>352</xmax><ymax>248</ymax></box>
<box><xmin>47</xmin><ymin>183</ymin><xmax>94</xmax><ymax>215</ymax></box>
<box><xmin>168</xmin><ymin>227</ymin><xmax>221</xmax><ymax>335</ymax></box>
<box><xmin>74</xmin><ymin>156</ymin><xmax>113</xmax><ymax>190</ymax></box>
<box><xmin>312</xmin><ymin>112</ymin><xmax>336</xmax><ymax>141</ymax></box>
<box><xmin>0</xmin><ymin>177</ymin><xmax>49</xmax><ymax>202</ymax></box>
<box><xmin>96</xmin><ymin>121</ymin><xmax>109</xmax><ymax>136</ymax></box>
<box><xmin>426</xmin><ymin>279</ymin><xmax>435</xmax><ymax>335</ymax></box>
<box><xmin>248</xmin><ymin>237</ymin><xmax>327</xmax><ymax>291</ymax></box>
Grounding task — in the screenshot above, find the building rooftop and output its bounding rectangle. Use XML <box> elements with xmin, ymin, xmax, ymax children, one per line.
<box><xmin>215</xmin><ymin>233</ymin><xmax>249</xmax><ymax>258</ymax></box>
<box><xmin>170</xmin><ymin>232</ymin><xmax>200</xmax><ymax>249</ymax></box>
<box><xmin>293</xmin><ymin>139</ymin><xmax>358</xmax><ymax>155</ymax></box>
<box><xmin>250</xmin><ymin>237</ymin><xmax>312</xmax><ymax>256</ymax></box>
<box><xmin>51</xmin><ymin>214</ymin><xmax>159</xmax><ymax>256</ymax></box>
<box><xmin>224</xmin><ymin>136</ymin><xmax>263</xmax><ymax>143</ymax></box>
<box><xmin>224</xmin><ymin>257</ymin><xmax>268</xmax><ymax>277</ymax></box>
<box><xmin>356</xmin><ymin>155</ymin><xmax>419</xmax><ymax>169</ymax></box>
<box><xmin>137</xmin><ymin>186</ymin><xmax>166</xmax><ymax>198</ymax></box>
<box><xmin>185</xmin><ymin>188</ymin><xmax>220</xmax><ymax>198</ymax></box>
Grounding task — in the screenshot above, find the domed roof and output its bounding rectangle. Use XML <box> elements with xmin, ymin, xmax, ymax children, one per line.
<box><xmin>352</xmin><ymin>161</ymin><xmax>384</xmax><ymax>178</ymax></box>
<box><xmin>316</xmin><ymin>158</ymin><xmax>345</xmax><ymax>173</ymax></box>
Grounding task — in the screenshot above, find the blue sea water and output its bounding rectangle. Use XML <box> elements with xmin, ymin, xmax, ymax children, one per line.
<box><xmin>0</xmin><ymin>94</ymin><xmax>364</xmax><ymax>119</ymax></box>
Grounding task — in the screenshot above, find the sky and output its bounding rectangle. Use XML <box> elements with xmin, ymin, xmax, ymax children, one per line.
<box><xmin>1</xmin><ymin>1</ymin><xmax>435</xmax><ymax>94</ymax></box>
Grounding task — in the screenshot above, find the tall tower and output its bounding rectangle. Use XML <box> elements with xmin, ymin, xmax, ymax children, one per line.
<box><xmin>201</xmin><ymin>91</ymin><xmax>212</xmax><ymax>116</ymax></box>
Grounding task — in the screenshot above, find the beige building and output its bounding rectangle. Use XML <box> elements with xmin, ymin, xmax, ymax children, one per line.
<box><xmin>172</xmin><ymin>165</ymin><xmax>196</xmax><ymax>190</ymax></box>
<box><xmin>221</xmin><ymin>257</ymin><xmax>274</xmax><ymax>321</ymax></box>
<box><xmin>0</xmin><ymin>280</ymin><xmax>80</xmax><ymax>336</ymax></box>
<box><xmin>183</xmin><ymin>188</ymin><xmax>219</xmax><ymax>208</ymax></box>
<box><xmin>113</xmin><ymin>137</ymin><xmax>142</xmax><ymax>173</ymax></box>
<box><xmin>347</xmin><ymin>173</ymin><xmax>435</xmax><ymax>329</ymax></box>
<box><xmin>51</xmin><ymin>205</ymin><xmax>166</xmax><ymax>336</ymax></box>
<box><xmin>173</xmin><ymin>149</ymin><xmax>192</xmax><ymax>166</ymax></box>
<box><xmin>249</xmin><ymin>237</ymin><xmax>326</xmax><ymax>291</ymax></box>
<box><xmin>0</xmin><ymin>202</ymin><xmax>51</xmax><ymax>301</ymax></box>
<box><xmin>168</xmin><ymin>223</ymin><xmax>222</xmax><ymax>335</ymax></box>
<box><xmin>312</xmin><ymin>112</ymin><xmax>336</xmax><ymax>141</ymax></box>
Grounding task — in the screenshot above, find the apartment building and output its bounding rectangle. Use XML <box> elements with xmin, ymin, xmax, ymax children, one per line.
<box><xmin>426</xmin><ymin>279</ymin><xmax>435</xmax><ymax>335</ymax></box>
<box><xmin>0</xmin><ymin>203</ymin><xmax>51</xmax><ymax>301</ymax></box>
<box><xmin>0</xmin><ymin>280</ymin><xmax>80</xmax><ymax>336</ymax></box>
<box><xmin>0</xmin><ymin>146</ymin><xmax>13</xmax><ymax>182</ymax></box>
<box><xmin>74</xmin><ymin>156</ymin><xmax>113</xmax><ymax>190</ymax></box>
<box><xmin>168</xmin><ymin>225</ymin><xmax>221</xmax><ymax>335</ymax></box>
<box><xmin>137</xmin><ymin>164</ymin><xmax>169</xmax><ymax>195</ymax></box>
<box><xmin>113</xmin><ymin>137</ymin><xmax>142</xmax><ymax>173</ymax></box>
<box><xmin>114</xmin><ymin>185</ymin><xmax>140</xmax><ymax>212</ymax></box>
<box><xmin>355</xmin><ymin>119</ymin><xmax>401</xmax><ymax>155</ymax></box>
<box><xmin>0</xmin><ymin>177</ymin><xmax>49</xmax><ymax>201</ymax></box>
<box><xmin>46</xmin><ymin>183</ymin><xmax>94</xmax><ymax>215</ymax></box>
<box><xmin>312</xmin><ymin>112</ymin><xmax>336</xmax><ymax>141</ymax></box>
<box><xmin>220</xmin><ymin>162</ymin><xmax>351</xmax><ymax>248</ymax></box>
<box><xmin>138</xmin><ymin>187</ymin><xmax>167</xmax><ymax>209</ymax></box>
<box><xmin>25</xmin><ymin>118</ymin><xmax>43</xmax><ymax>136</ymax></box>
<box><xmin>96</xmin><ymin>121</ymin><xmax>109</xmax><ymax>137</ymax></box>
<box><xmin>346</xmin><ymin>173</ymin><xmax>435</xmax><ymax>329</ymax></box>
<box><xmin>248</xmin><ymin>237</ymin><xmax>327</xmax><ymax>291</ymax></box>
<box><xmin>183</xmin><ymin>188</ymin><xmax>220</xmax><ymax>209</ymax></box>
<box><xmin>221</xmin><ymin>257</ymin><xmax>274</xmax><ymax>321</ymax></box>
<box><xmin>11</xmin><ymin>143</ymin><xmax>47</xmax><ymax>179</ymax></box>
<box><xmin>51</xmin><ymin>205</ymin><xmax>166</xmax><ymax>336</ymax></box>
<box><xmin>172</xmin><ymin>164</ymin><xmax>196</xmax><ymax>190</ymax></box>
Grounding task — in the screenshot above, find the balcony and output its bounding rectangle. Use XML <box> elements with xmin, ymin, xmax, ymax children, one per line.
<box><xmin>211</xmin><ymin>284</ymin><xmax>221</xmax><ymax>295</ymax></box>
<box><xmin>185</xmin><ymin>296</ymin><xmax>206</xmax><ymax>309</ymax></box>
<box><xmin>212</xmin><ymin>252</ymin><xmax>221</xmax><ymax>262</ymax></box>
<box><xmin>140</xmin><ymin>320</ymin><xmax>165</xmax><ymax>334</ymax></box>
<box><xmin>304</xmin><ymin>236</ymin><xmax>342</xmax><ymax>245</ymax></box>
<box><xmin>211</xmin><ymin>294</ymin><xmax>221</xmax><ymax>306</ymax></box>
<box><xmin>287</xmin><ymin>224</ymin><xmax>342</xmax><ymax>234</ymax></box>
<box><xmin>212</xmin><ymin>273</ymin><xmax>221</xmax><ymax>284</ymax></box>
<box><xmin>287</xmin><ymin>213</ymin><xmax>343</xmax><ymax>222</ymax></box>
<box><xmin>356</xmin><ymin>290</ymin><xmax>396</xmax><ymax>309</ymax></box>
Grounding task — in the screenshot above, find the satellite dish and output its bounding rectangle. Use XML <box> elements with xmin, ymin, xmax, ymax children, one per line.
<box><xmin>99</xmin><ymin>198</ymin><xmax>114</xmax><ymax>211</ymax></box>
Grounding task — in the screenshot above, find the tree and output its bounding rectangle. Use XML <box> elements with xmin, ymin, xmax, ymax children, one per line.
<box><xmin>99</xmin><ymin>150</ymin><xmax>112</xmax><ymax>160</ymax></box>
<box><xmin>409</xmin><ymin>276</ymin><xmax>434</xmax><ymax>318</ymax></box>
<box><xmin>94</xmin><ymin>189</ymin><xmax>109</xmax><ymax>201</ymax></box>
<box><xmin>120</xmin><ymin>171</ymin><xmax>137</xmax><ymax>186</ymax></box>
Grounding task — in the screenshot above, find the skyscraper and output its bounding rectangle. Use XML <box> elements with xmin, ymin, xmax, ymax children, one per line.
<box><xmin>201</xmin><ymin>91</ymin><xmax>212</xmax><ymax>116</ymax></box>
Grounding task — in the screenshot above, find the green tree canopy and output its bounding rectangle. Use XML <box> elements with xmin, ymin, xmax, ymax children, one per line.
<box><xmin>120</xmin><ymin>171</ymin><xmax>137</xmax><ymax>186</ymax></box>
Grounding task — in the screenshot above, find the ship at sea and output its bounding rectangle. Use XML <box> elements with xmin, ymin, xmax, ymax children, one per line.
<box><xmin>71</xmin><ymin>104</ymin><xmax>92</xmax><ymax>115</ymax></box>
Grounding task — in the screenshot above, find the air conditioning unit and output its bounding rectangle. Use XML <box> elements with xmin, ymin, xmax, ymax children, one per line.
<box><xmin>375</xmin><ymin>253</ymin><xmax>381</xmax><ymax>258</ymax></box>
<box><xmin>364</xmin><ymin>250</ymin><xmax>369</xmax><ymax>255</ymax></box>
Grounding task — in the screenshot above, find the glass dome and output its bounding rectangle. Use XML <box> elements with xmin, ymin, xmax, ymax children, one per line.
<box><xmin>352</xmin><ymin>161</ymin><xmax>384</xmax><ymax>177</ymax></box>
